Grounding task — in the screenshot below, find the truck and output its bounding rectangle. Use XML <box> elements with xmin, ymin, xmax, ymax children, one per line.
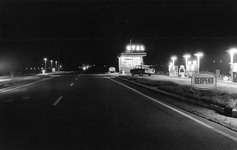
<box><xmin>130</xmin><ymin>65</ymin><xmax>155</xmax><ymax>76</ymax></box>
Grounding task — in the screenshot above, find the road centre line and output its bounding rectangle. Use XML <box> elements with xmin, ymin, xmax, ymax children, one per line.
<box><xmin>107</xmin><ymin>77</ymin><xmax>237</xmax><ymax>142</ymax></box>
<box><xmin>53</xmin><ymin>96</ymin><xmax>63</xmax><ymax>106</ymax></box>
<box><xmin>70</xmin><ymin>83</ymin><xmax>74</xmax><ymax>86</ymax></box>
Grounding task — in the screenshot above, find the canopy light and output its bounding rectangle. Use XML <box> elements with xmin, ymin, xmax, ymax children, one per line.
<box><xmin>194</xmin><ymin>52</ymin><xmax>203</xmax><ymax>57</ymax></box>
<box><xmin>171</xmin><ymin>56</ymin><xmax>177</xmax><ymax>60</ymax></box>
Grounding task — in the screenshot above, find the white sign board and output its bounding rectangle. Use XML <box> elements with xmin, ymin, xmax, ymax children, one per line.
<box><xmin>191</xmin><ymin>72</ymin><xmax>217</xmax><ymax>90</ymax></box>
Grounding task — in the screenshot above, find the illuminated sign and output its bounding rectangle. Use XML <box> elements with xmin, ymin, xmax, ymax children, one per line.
<box><xmin>191</xmin><ymin>72</ymin><xmax>217</xmax><ymax>90</ymax></box>
<box><xmin>126</xmin><ymin>45</ymin><xmax>145</xmax><ymax>51</ymax></box>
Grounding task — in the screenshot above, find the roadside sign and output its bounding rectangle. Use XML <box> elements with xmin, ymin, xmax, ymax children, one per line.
<box><xmin>215</xmin><ymin>70</ymin><xmax>220</xmax><ymax>75</ymax></box>
<box><xmin>191</xmin><ymin>72</ymin><xmax>217</xmax><ymax>90</ymax></box>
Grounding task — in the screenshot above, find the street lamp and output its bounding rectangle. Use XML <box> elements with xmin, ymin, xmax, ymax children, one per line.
<box><xmin>171</xmin><ymin>56</ymin><xmax>177</xmax><ymax>70</ymax></box>
<box><xmin>183</xmin><ymin>54</ymin><xmax>190</xmax><ymax>70</ymax></box>
<box><xmin>50</xmin><ymin>60</ymin><xmax>53</xmax><ymax>72</ymax></box>
<box><xmin>227</xmin><ymin>48</ymin><xmax>237</xmax><ymax>64</ymax></box>
<box><xmin>44</xmin><ymin>58</ymin><xmax>47</xmax><ymax>72</ymax></box>
<box><xmin>194</xmin><ymin>52</ymin><xmax>203</xmax><ymax>72</ymax></box>
<box><xmin>227</xmin><ymin>48</ymin><xmax>237</xmax><ymax>81</ymax></box>
<box><xmin>55</xmin><ymin>61</ymin><xmax>57</xmax><ymax>71</ymax></box>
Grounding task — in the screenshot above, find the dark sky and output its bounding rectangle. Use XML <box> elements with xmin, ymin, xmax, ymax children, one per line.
<box><xmin>0</xmin><ymin>0</ymin><xmax>237</xmax><ymax>71</ymax></box>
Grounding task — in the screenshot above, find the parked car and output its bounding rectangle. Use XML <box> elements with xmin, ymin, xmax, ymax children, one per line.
<box><xmin>108</xmin><ymin>67</ymin><xmax>116</xmax><ymax>73</ymax></box>
<box><xmin>130</xmin><ymin>65</ymin><xmax>155</xmax><ymax>76</ymax></box>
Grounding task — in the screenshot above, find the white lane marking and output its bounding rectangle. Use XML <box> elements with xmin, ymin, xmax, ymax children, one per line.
<box><xmin>53</xmin><ymin>96</ymin><xmax>63</xmax><ymax>106</ymax></box>
<box><xmin>4</xmin><ymin>99</ymin><xmax>13</xmax><ymax>102</ymax></box>
<box><xmin>0</xmin><ymin>78</ymin><xmax>51</xmax><ymax>93</ymax></box>
<box><xmin>107</xmin><ymin>77</ymin><xmax>237</xmax><ymax>142</ymax></box>
<box><xmin>70</xmin><ymin>83</ymin><xmax>74</xmax><ymax>86</ymax></box>
<box><xmin>22</xmin><ymin>97</ymin><xmax>31</xmax><ymax>100</ymax></box>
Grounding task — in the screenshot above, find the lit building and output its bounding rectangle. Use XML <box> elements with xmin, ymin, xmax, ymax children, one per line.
<box><xmin>117</xmin><ymin>44</ymin><xmax>146</xmax><ymax>73</ymax></box>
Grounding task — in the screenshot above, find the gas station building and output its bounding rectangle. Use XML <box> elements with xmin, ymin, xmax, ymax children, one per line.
<box><xmin>117</xmin><ymin>44</ymin><xmax>146</xmax><ymax>74</ymax></box>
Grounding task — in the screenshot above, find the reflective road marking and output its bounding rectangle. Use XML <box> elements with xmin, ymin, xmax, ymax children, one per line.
<box><xmin>107</xmin><ymin>76</ymin><xmax>237</xmax><ymax>142</ymax></box>
<box><xmin>70</xmin><ymin>83</ymin><xmax>74</xmax><ymax>86</ymax></box>
<box><xmin>53</xmin><ymin>96</ymin><xmax>63</xmax><ymax>106</ymax></box>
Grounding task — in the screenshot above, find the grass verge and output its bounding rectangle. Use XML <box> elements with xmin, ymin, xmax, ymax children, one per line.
<box><xmin>120</xmin><ymin>76</ymin><xmax>237</xmax><ymax>108</ymax></box>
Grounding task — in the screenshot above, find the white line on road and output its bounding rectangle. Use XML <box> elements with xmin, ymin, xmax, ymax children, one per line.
<box><xmin>53</xmin><ymin>96</ymin><xmax>63</xmax><ymax>106</ymax></box>
<box><xmin>76</xmin><ymin>78</ymin><xmax>78</xmax><ymax>80</ymax></box>
<box><xmin>4</xmin><ymin>99</ymin><xmax>13</xmax><ymax>102</ymax></box>
<box><xmin>22</xmin><ymin>97</ymin><xmax>31</xmax><ymax>100</ymax></box>
<box><xmin>70</xmin><ymin>83</ymin><xmax>74</xmax><ymax>86</ymax></box>
<box><xmin>107</xmin><ymin>77</ymin><xmax>237</xmax><ymax>142</ymax></box>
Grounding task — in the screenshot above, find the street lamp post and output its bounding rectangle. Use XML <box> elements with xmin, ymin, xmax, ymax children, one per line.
<box><xmin>55</xmin><ymin>61</ymin><xmax>57</xmax><ymax>71</ymax></box>
<box><xmin>227</xmin><ymin>48</ymin><xmax>237</xmax><ymax>82</ymax></box>
<box><xmin>44</xmin><ymin>58</ymin><xmax>47</xmax><ymax>72</ymax></box>
<box><xmin>194</xmin><ymin>52</ymin><xmax>203</xmax><ymax>72</ymax></box>
<box><xmin>50</xmin><ymin>60</ymin><xmax>53</xmax><ymax>72</ymax></box>
<box><xmin>183</xmin><ymin>54</ymin><xmax>190</xmax><ymax>70</ymax></box>
<box><xmin>171</xmin><ymin>56</ymin><xmax>177</xmax><ymax>76</ymax></box>
<box><xmin>171</xmin><ymin>56</ymin><xmax>177</xmax><ymax>70</ymax></box>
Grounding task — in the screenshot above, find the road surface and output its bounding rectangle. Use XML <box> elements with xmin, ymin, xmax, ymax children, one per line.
<box><xmin>0</xmin><ymin>73</ymin><xmax>236</xmax><ymax>149</ymax></box>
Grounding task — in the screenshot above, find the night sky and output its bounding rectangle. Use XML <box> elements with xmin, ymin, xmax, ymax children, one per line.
<box><xmin>0</xmin><ymin>0</ymin><xmax>237</xmax><ymax>72</ymax></box>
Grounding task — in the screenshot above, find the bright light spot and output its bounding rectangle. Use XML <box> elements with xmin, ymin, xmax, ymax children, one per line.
<box><xmin>136</xmin><ymin>46</ymin><xmax>140</xmax><ymax>50</ymax></box>
<box><xmin>220</xmin><ymin>60</ymin><xmax>222</xmax><ymax>63</ymax></box>
<box><xmin>228</xmin><ymin>48</ymin><xmax>237</xmax><ymax>53</ymax></box>
<box><xmin>126</xmin><ymin>45</ymin><xmax>145</xmax><ymax>51</ymax></box>
<box><xmin>193</xmin><ymin>60</ymin><xmax>197</xmax><ymax>65</ymax></box>
<box><xmin>132</xmin><ymin>45</ymin><xmax>136</xmax><ymax>50</ymax></box>
<box><xmin>127</xmin><ymin>45</ymin><xmax>131</xmax><ymax>50</ymax></box>
<box><xmin>213</xmin><ymin>61</ymin><xmax>215</xmax><ymax>63</ymax></box>
<box><xmin>171</xmin><ymin>56</ymin><xmax>177</xmax><ymax>60</ymax></box>
<box><xmin>194</xmin><ymin>52</ymin><xmax>203</xmax><ymax>57</ymax></box>
<box><xmin>183</xmin><ymin>54</ymin><xmax>191</xmax><ymax>58</ymax></box>
<box><xmin>188</xmin><ymin>61</ymin><xmax>191</xmax><ymax>65</ymax></box>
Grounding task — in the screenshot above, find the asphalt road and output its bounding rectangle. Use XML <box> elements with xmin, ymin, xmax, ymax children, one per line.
<box><xmin>0</xmin><ymin>73</ymin><xmax>237</xmax><ymax>149</ymax></box>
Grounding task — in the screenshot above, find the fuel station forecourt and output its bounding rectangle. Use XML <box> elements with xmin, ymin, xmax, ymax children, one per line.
<box><xmin>169</xmin><ymin>53</ymin><xmax>203</xmax><ymax>78</ymax></box>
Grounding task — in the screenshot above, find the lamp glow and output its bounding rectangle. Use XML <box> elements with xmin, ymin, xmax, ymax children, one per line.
<box><xmin>194</xmin><ymin>52</ymin><xmax>203</xmax><ymax>72</ymax></box>
<box><xmin>227</xmin><ymin>48</ymin><xmax>237</xmax><ymax>82</ymax></box>
<box><xmin>44</xmin><ymin>58</ymin><xmax>47</xmax><ymax>72</ymax></box>
<box><xmin>171</xmin><ymin>56</ymin><xmax>177</xmax><ymax>70</ymax></box>
<box><xmin>183</xmin><ymin>54</ymin><xmax>191</xmax><ymax>70</ymax></box>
